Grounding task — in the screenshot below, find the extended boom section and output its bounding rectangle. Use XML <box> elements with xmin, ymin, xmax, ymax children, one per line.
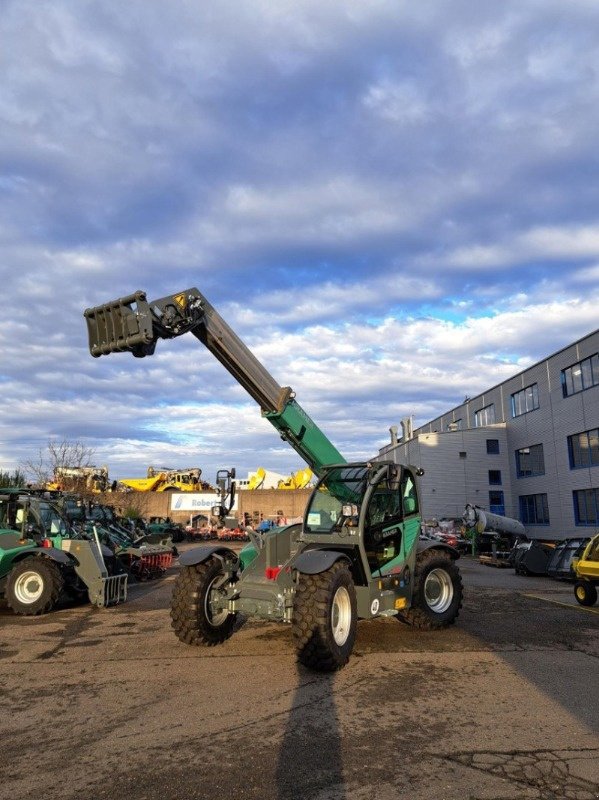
<box><xmin>84</xmin><ymin>288</ymin><xmax>344</xmax><ymax>475</ymax></box>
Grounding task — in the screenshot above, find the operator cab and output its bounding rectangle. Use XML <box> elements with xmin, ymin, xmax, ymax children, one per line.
<box><xmin>304</xmin><ymin>464</ymin><xmax>369</xmax><ymax>535</ymax></box>
<box><xmin>303</xmin><ymin>462</ymin><xmax>422</xmax><ymax>577</ymax></box>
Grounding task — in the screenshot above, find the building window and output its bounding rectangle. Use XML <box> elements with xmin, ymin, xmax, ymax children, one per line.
<box><xmin>488</xmin><ymin>470</ymin><xmax>502</xmax><ymax>485</ymax></box>
<box><xmin>459</xmin><ymin>451</ymin><xmax>467</xmax><ymax>459</ymax></box>
<box><xmin>516</xmin><ymin>444</ymin><xmax>545</xmax><ymax>478</ymax></box>
<box><xmin>486</xmin><ymin>439</ymin><xmax>500</xmax><ymax>454</ymax></box>
<box><xmin>475</xmin><ymin>404</ymin><xmax>496</xmax><ymax>427</ymax></box>
<box><xmin>561</xmin><ymin>354</ymin><xmax>599</xmax><ymax>397</ymax></box>
<box><xmin>489</xmin><ymin>490</ymin><xmax>504</xmax><ymax>514</ymax></box>
<box><xmin>519</xmin><ymin>494</ymin><xmax>550</xmax><ymax>525</ymax></box>
<box><xmin>573</xmin><ymin>488</ymin><xmax>599</xmax><ymax>525</ymax></box>
<box><xmin>447</xmin><ymin>419</ymin><xmax>462</xmax><ymax>431</ymax></box>
<box><xmin>511</xmin><ymin>384</ymin><xmax>539</xmax><ymax>417</ymax></box>
<box><xmin>568</xmin><ymin>429</ymin><xmax>599</xmax><ymax>469</ymax></box>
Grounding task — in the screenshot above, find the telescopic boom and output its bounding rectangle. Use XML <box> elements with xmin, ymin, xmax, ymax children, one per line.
<box><xmin>84</xmin><ymin>289</ymin><xmax>345</xmax><ymax>476</ymax></box>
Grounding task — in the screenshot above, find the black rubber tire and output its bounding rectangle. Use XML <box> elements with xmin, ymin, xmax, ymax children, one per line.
<box><xmin>170</xmin><ymin>557</ymin><xmax>236</xmax><ymax>646</ymax></box>
<box><xmin>292</xmin><ymin>560</ymin><xmax>357</xmax><ymax>672</ymax></box>
<box><xmin>6</xmin><ymin>557</ymin><xmax>64</xmax><ymax>616</ymax></box>
<box><xmin>574</xmin><ymin>580</ymin><xmax>598</xmax><ymax>607</ymax></box>
<box><xmin>397</xmin><ymin>549</ymin><xmax>463</xmax><ymax>629</ymax></box>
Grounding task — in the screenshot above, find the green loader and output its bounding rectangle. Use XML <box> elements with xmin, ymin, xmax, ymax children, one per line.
<box><xmin>0</xmin><ymin>489</ymin><xmax>127</xmax><ymax>615</ymax></box>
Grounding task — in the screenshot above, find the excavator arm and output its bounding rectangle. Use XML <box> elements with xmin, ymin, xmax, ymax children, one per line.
<box><xmin>84</xmin><ymin>288</ymin><xmax>345</xmax><ymax>476</ymax></box>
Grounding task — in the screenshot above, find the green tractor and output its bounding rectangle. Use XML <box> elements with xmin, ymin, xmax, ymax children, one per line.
<box><xmin>85</xmin><ymin>286</ymin><xmax>463</xmax><ymax>670</ymax></box>
<box><xmin>147</xmin><ymin>516</ymin><xmax>186</xmax><ymax>544</ymax></box>
<box><xmin>0</xmin><ymin>489</ymin><xmax>127</xmax><ymax>615</ymax></box>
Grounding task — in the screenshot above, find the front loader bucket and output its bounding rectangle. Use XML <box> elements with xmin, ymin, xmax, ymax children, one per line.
<box><xmin>84</xmin><ymin>291</ymin><xmax>155</xmax><ymax>357</ymax></box>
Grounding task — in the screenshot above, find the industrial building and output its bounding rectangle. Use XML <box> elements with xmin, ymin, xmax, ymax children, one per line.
<box><xmin>379</xmin><ymin>327</ymin><xmax>599</xmax><ymax>541</ymax></box>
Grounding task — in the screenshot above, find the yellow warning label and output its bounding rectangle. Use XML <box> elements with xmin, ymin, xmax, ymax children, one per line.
<box><xmin>394</xmin><ymin>597</ymin><xmax>408</xmax><ymax>610</ymax></box>
<box><xmin>173</xmin><ymin>293</ymin><xmax>187</xmax><ymax>310</ymax></box>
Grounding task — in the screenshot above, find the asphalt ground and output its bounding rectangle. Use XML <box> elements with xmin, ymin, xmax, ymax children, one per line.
<box><xmin>0</xmin><ymin>547</ymin><xmax>598</xmax><ymax>800</ymax></box>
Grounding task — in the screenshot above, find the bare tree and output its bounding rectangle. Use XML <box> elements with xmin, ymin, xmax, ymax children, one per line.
<box><xmin>0</xmin><ymin>469</ymin><xmax>27</xmax><ymax>488</ymax></box>
<box><xmin>21</xmin><ymin>439</ymin><xmax>96</xmax><ymax>487</ymax></box>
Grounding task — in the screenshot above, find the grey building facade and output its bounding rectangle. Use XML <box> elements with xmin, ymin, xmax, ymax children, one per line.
<box><xmin>379</xmin><ymin>328</ymin><xmax>599</xmax><ymax>541</ymax></box>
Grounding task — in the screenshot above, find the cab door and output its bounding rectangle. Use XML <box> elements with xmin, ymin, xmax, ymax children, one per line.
<box><xmin>363</xmin><ymin>467</ymin><xmax>421</xmax><ymax>576</ymax></box>
<box><xmin>363</xmin><ymin>470</ymin><xmax>403</xmax><ymax>575</ymax></box>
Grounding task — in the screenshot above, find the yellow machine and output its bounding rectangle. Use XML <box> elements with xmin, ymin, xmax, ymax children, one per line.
<box><xmin>573</xmin><ymin>533</ymin><xmax>599</xmax><ymax>606</ymax></box>
<box><xmin>241</xmin><ymin>467</ymin><xmax>311</xmax><ymax>491</ymax></box>
<box><xmin>119</xmin><ymin>467</ymin><xmax>209</xmax><ymax>493</ymax></box>
<box><xmin>277</xmin><ymin>467</ymin><xmax>313</xmax><ymax>490</ymax></box>
<box><xmin>46</xmin><ymin>466</ymin><xmax>109</xmax><ymax>493</ymax></box>
<box><xmin>247</xmin><ymin>467</ymin><xmax>266</xmax><ymax>490</ymax></box>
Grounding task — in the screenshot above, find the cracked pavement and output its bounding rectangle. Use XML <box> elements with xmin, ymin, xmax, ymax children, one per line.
<box><xmin>0</xmin><ymin>552</ymin><xmax>597</xmax><ymax>800</ymax></box>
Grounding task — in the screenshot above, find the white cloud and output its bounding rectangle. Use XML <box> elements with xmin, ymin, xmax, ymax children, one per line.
<box><xmin>2</xmin><ymin>1</ymin><xmax>599</xmax><ymax>482</ymax></box>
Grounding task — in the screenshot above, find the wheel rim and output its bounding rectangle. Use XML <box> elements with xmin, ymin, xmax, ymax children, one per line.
<box><xmin>331</xmin><ymin>586</ymin><xmax>352</xmax><ymax>646</ymax></box>
<box><xmin>205</xmin><ymin>574</ymin><xmax>229</xmax><ymax>627</ymax></box>
<box><xmin>424</xmin><ymin>568</ymin><xmax>454</xmax><ymax>613</ymax></box>
<box><xmin>14</xmin><ymin>571</ymin><xmax>44</xmax><ymax>604</ymax></box>
<box><xmin>576</xmin><ymin>585</ymin><xmax>586</xmax><ymax>601</ymax></box>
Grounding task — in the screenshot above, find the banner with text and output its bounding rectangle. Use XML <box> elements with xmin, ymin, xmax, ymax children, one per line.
<box><xmin>169</xmin><ymin>493</ymin><xmax>239</xmax><ymax>513</ymax></box>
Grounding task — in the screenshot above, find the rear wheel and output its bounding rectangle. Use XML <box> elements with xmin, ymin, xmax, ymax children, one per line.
<box><xmin>6</xmin><ymin>557</ymin><xmax>64</xmax><ymax>616</ymax></box>
<box><xmin>398</xmin><ymin>549</ymin><xmax>463</xmax><ymax>629</ymax></box>
<box><xmin>292</xmin><ymin>561</ymin><xmax>357</xmax><ymax>672</ymax></box>
<box><xmin>170</xmin><ymin>557</ymin><xmax>236</xmax><ymax>645</ymax></box>
<box><xmin>574</xmin><ymin>580</ymin><xmax>597</xmax><ymax>606</ymax></box>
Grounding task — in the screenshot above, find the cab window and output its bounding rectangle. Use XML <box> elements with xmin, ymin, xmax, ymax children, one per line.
<box><xmin>402</xmin><ymin>471</ymin><xmax>418</xmax><ymax>516</ymax></box>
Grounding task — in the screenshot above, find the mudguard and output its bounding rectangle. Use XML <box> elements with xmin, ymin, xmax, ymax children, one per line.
<box><xmin>416</xmin><ymin>540</ymin><xmax>460</xmax><ymax>560</ymax></box>
<box><xmin>178</xmin><ymin>545</ymin><xmax>238</xmax><ymax>568</ymax></box>
<box><xmin>10</xmin><ymin>547</ymin><xmax>74</xmax><ymax>566</ymax></box>
<box><xmin>292</xmin><ymin>549</ymin><xmax>349</xmax><ymax>575</ymax></box>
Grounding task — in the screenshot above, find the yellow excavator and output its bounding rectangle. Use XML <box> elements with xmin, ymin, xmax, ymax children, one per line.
<box><xmin>277</xmin><ymin>467</ymin><xmax>313</xmax><ymax>490</ymax></box>
<box><xmin>244</xmin><ymin>467</ymin><xmax>313</xmax><ymax>490</ymax></box>
<box><xmin>119</xmin><ymin>467</ymin><xmax>211</xmax><ymax>492</ymax></box>
<box><xmin>247</xmin><ymin>468</ymin><xmax>267</xmax><ymax>490</ymax></box>
<box><xmin>46</xmin><ymin>466</ymin><xmax>109</xmax><ymax>493</ymax></box>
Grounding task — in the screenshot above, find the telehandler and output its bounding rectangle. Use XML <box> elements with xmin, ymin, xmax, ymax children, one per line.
<box><xmin>0</xmin><ymin>489</ymin><xmax>127</xmax><ymax>615</ymax></box>
<box><xmin>85</xmin><ymin>288</ymin><xmax>462</xmax><ymax>670</ymax></box>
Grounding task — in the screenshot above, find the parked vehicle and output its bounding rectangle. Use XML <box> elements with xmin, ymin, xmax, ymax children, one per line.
<box><xmin>572</xmin><ymin>534</ymin><xmax>599</xmax><ymax>606</ymax></box>
<box><xmin>0</xmin><ymin>489</ymin><xmax>126</xmax><ymax>615</ymax></box>
<box><xmin>547</xmin><ymin>537</ymin><xmax>590</xmax><ymax>581</ymax></box>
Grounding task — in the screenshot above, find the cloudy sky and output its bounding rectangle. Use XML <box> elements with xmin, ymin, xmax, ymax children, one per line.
<box><xmin>2</xmin><ymin>1</ymin><xmax>599</xmax><ymax>483</ymax></box>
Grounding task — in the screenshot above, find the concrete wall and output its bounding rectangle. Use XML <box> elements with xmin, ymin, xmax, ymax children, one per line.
<box><xmin>98</xmin><ymin>488</ymin><xmax>312</xmax><ymax>525</ymax></box>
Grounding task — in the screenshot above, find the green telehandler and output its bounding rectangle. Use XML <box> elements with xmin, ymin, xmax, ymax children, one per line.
<box><xmin>0</xmin><ymin>489</ymin><xmax>127</xmax><ymax>615</ymax></box>
<box><xmin>85</xmin><ymin>288</ymin><xmax>462</xmax><ymax>671</ymax></box>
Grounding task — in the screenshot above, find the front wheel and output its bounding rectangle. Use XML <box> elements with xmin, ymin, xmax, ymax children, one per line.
<box><xmin>574</xmin><ymin>580</ymin><xmax>597</xmax><ymax>607</ymax></box>
<box><xmin>398</xmin><ymin>549</ymin><xmax>463</xmax><ymax>629</ymax></box>
<box><xmin>6</xmin><ymin>557</ymin><xmax>64</xmax><ymax>616</ymax></box>
<box><xmin>292</xmin><ymin>560</ymin><xmax>357</xmax><ymax>672</ymax></box>
<box><xmin>170</xmin><ymin>557</ymin><xmax>236</xmax><ymax>646</ymax></box>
